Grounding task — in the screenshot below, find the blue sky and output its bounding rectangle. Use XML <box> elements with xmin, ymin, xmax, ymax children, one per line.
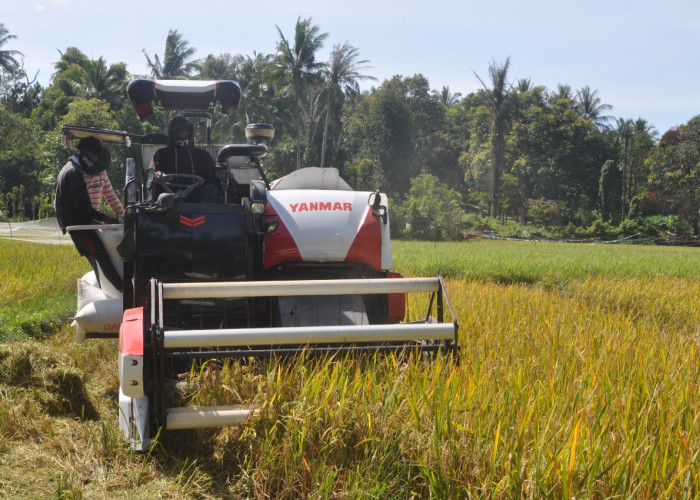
<box><xmin>2</xmin><ymin>0</ymin><xmax>699</xmax><ymax>134</ymax></box>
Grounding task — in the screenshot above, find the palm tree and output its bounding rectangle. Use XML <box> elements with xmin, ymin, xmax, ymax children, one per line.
<box><xmin>632</xmin><ymin>118</ymin><xmax>657</xmax><ymax>139</ymax></box>
<box><xmin>320</xmin><ymin>42</ymin><xmax>374</xmax><ymax>168</ymax></box>
<box><xmin>575</xmin><ymin>86</ymin><xmax>613</xmax><ymax>130</ymax></box>
<box><xmin>0</xmin><ymin>24</ymin><xmax>22</xmax><ymax>74</ymax></box>
<box><xmin>553</xmin><ymin>84</ymin><xmax>573</xmax><ymax>101</ymax></box>
<box><xmin>432</xmin><ymin>85</ymin><xmax>462</xmax><ymax>106</ymax></box>
<box><xmin>199</xmin><ymin>53</ymin><xmax>240</xmax><ymax>81</ymax></box>
<box><xmin>63</xmin><ymin>57</ymin><xmax>127</xmax><ymax>107</ymax></box>
<box><xmin>615</xmin><ymin>118</ymin><xmax>634</xmax><ymax>219</ymax></box>
<box><xmin>52</xmin><ymin>47</ymin><xmax>88</xmax><ymax>77</ymax></box>
<box><xmin>143</xmin><ymin>29</ymin><xmax>199</xmax><ymax>79</ymax></box>
<box><xmin>236</xmin><ymin>52</ymin><xmax>275</xmax><ymax>125</ymax></box>
<box><xmin>275</xmin><ymin>17</ymin><xmax>328</xmax><ymax>169</ymax></box>
<box><xmin>474</xmin><ymin>57</ymin><xmax>514</xmax><ymax>217</ymax></box>
<box><xmin>627</xmin><ymin>118</ymin><xmax>657</xmax><ymax>203</ymax></box>
<box><xmin>206</xmin><ymin>52</ymin><xmax>276</xmax><ymax>141</ymax></box>
<box><xmin>516</xmin><ymin>78</ymin><xmax>533</xmax><ymax>93</ymax></box>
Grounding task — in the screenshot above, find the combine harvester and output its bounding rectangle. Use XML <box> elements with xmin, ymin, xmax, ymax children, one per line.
<box><xmin>64</xmin><ymin>80</ymin><xmax>459</xmax><ymax>450</ymax></box>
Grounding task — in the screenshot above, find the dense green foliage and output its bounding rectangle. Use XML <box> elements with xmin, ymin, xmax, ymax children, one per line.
<box><xmin>0</xmin><ymin>21</ymin><xmax>698</xmax><ymax>239</ymax></box>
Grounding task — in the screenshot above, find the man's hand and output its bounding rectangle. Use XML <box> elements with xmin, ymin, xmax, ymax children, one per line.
<box><xmin>153</xmin><ymin>170</ymin><xmax>166</xmax><ymax>184</ymax></box>
<box><xmin>216</xmin><ymin>167</ymin><xmax>232</xmax><ymax>181</ymax></box>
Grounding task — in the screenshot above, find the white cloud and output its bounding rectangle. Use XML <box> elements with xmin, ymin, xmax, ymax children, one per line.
<box><xmin>34</xmin><ymin>4</ymin><xmax>45</xmax><ymax>11</ymax></box>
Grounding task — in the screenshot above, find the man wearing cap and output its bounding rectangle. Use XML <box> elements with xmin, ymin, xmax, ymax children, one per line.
<box><xmin>149</xmin><ymin>116</ymin><xmax>219</xmax><ymax>203</ymax></box>
<box><xmin>55</xmin><ymin>135</ymin><xmax>124</xmax><ymax>290</ymax></box>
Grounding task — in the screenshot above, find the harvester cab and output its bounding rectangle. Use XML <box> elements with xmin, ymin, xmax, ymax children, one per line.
<box><xmin>65</xmin><ymin>79</ymin><xmax>459</xmax><ymax>450</ymax></box>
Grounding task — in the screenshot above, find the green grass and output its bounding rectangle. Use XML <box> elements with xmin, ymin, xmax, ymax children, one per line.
<box><xmin>0</xmin><ymin>240</ymin><xmax>90</xmax><ymax>341</ymax></box>
<box><xmin>1</xmin><ymin>238</ymin><xmax>699</xmax><ymax>497</ymax></box>
<box><xmin>394</xmin><ymin>239</ymin><xmax>700</xmax><ymax>283</ymax></box>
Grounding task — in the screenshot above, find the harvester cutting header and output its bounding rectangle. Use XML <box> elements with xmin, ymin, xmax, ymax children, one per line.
<box><xmin>62</xmin><ymin>79</ymin><xmax>459</xmax><ymax>450</ymax></box>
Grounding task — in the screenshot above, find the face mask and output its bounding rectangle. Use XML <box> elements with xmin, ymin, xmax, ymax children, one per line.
<box><xmin>80</xmin><ymin>153</ymin><xmax>95</xmax><ymax>169</ymax></box>
<box><xmin>175</xmin><ymin>136</ymin><xmax>192</xmax><ymax>148</ymax></box>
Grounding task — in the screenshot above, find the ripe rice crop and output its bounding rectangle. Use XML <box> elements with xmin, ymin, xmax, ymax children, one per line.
<box><xmin>0</xmin><ymin>238</ymin><xmax>698</xmax><ymax>497</ymax></box>
<box><xmin>0</xmin><ymin>240</ymin><xmax>90</xmax><ymax>340</ymax></box>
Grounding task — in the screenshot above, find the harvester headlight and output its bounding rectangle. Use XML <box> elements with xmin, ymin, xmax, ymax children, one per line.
<box><xmin>264</xmin><ymin>220</ymin><xmax>279</xmax><ymax>234</ymax></box>
<box><xmin>251</xmin><ymin>202</ymin><xmax>266</xmax><ymax>215</ymax></box>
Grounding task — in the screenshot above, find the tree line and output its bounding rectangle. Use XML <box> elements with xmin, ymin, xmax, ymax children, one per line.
<box><xmin>0</xmin><ymin>19</ymin><xmax>698</xmax><ymax>239</ymax></box>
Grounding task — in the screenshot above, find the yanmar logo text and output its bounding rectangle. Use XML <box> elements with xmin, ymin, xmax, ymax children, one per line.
<box><xmin>289</xmin><ymin>202</ymin><xmax>352</xmax><ymax>213</ymax></box>
<box><xmin>180</xmin><ymin>215</ymin><xmax>205</xmax><ymax>227</ymax></box>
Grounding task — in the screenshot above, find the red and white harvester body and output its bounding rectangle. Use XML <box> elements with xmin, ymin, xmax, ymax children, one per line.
<box><xmin>63</xmin><ymin>80</ymin><xmax>458</xmax><ymax>450</ymax></box>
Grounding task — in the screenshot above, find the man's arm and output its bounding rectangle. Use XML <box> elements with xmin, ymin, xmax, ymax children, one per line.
<box><xmin>149</xmin><ymin>151</ymin><xmax>167</xmax><ymax>184</ymax></box>
<box><xmin>101</xmin><ymin>171</ymin><xmax>124</xmax><ymax>219</ymax></box>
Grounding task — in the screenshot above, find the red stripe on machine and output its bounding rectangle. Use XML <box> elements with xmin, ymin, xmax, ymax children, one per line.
<box><xmin>386</xmin><ymin>272</ymin><xmax>407</xmax><ymax>323</ymax></box>
<box><xmin>263</xmin><ymin>204</ymin><xmax>302</xmax><ymax>269</ymax></box>
<box><xmin>180</xmin><ymin>215</ymin><xmax>205</xmax><ymax>227</ymax></box>
<box><xmin>120</xmin><ymin>307</ymin><xmax>144</xmax><ymax>356</ymax></box>
<box><xmin>344</xmin><ymin>207</ymin><xmax>382</xmax><ymax>271</ymax></box>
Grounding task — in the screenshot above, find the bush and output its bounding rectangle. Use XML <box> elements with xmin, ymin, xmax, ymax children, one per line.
<box><xmin>461</xmin><ymin>213</ymin><xmax>494</xmax><ymax>233</ymax></box>
<box><xmin>561</xmin><ymin>222</ymin><xmax>588</xmax><ymax>239</ymax></box>
<box><xmin>401</xmin><ymin>173</ymin><xmax>466</xmax><ymax>241</ymax></box>
<box><xmin>572</xmin><ymin>208</ymin><xmax>599</xmax><ymax>228</ymax></box>
<box><xmin>389</xmin><ymin>202</ymin><xmax>408</xmax><ymax>239</ymax></box>
<box><xmin>527</xmin><ymin>198</ymin><xmax>566</xmax><ymax>227</ymax></box>
<box><xmin>584</xmin><ymin>219</ymin><xmax>619</xmax><ymax>238</ymax></box>
<box><xmin>640</xmin><ymin>215</ymin><xmax>693</xmax><ymax>237</ymax></box>
<box><xmin>618</xmin><ymin>219</ymin><xmax>641</xmax><ymax>236</ymax></box>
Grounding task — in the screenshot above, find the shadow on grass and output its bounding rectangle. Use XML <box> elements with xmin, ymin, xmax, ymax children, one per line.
<box><xmin>0</xmin><ymin>343</ymin><xmax>99</xmax><ymax>420</ymax></box>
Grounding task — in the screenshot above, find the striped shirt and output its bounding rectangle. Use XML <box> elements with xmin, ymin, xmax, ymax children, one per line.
<box><xmin>84</xmin><ymin>170</ymin><xmax>124</xmax><ymax>219</ymax></box>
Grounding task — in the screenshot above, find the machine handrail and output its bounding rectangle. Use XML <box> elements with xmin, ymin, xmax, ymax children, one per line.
<box><xmin>66</xmin><ymin>224</ymin><xmax>124</xmax><ymax>232</ymax></box>
<box><xmin>163</xmin><ymin>322</ymin><xmax>456</xmax><ymax>349</ymax></box>
<box><xmin>160</xmin><ymin>277</ymin><xmax>441</xmax><ymax>299</ymax></box>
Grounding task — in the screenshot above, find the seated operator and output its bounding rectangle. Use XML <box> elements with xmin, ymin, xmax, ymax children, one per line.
<box><xmin>149</xmin><ymin>116</ymin><xmax>219</xmax><ymax>203</ymax></box>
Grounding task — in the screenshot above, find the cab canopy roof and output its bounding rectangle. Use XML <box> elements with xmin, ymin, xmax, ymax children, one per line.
<box><xmin>61</xmin><ymin>125</ymin><xmax>131</xmax><ymax>149</ymax></box>
<box><xmin>127</xmin><ymin>79</ymin><xmax>241</xmax><ymax>119</ymax></box>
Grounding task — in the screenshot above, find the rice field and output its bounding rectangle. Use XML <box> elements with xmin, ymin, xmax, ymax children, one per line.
<box><xmin>395</xmin><ymin>239</ymin><xmax>700</xmax><ymax>282</ymax></box>
<box><xmin>0</xmin><ymin>238</ymin><xmax>699</xmax><ymax>497</ymax></box>
<box><xmin>0</xmin><ymin>239</ymin><xmax>90</xmax><ymax>341</ymax></box>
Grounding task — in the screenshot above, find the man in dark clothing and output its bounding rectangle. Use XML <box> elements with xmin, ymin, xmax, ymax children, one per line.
<box><xmin>55</xmin><ymin>136</ymin><xmax>123</xmax><ymax>291</ymax></box>
<box><xmin>149</xmin><ymin>116</ymin><xmax>219</xmax><ymax>203</ymax></box>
